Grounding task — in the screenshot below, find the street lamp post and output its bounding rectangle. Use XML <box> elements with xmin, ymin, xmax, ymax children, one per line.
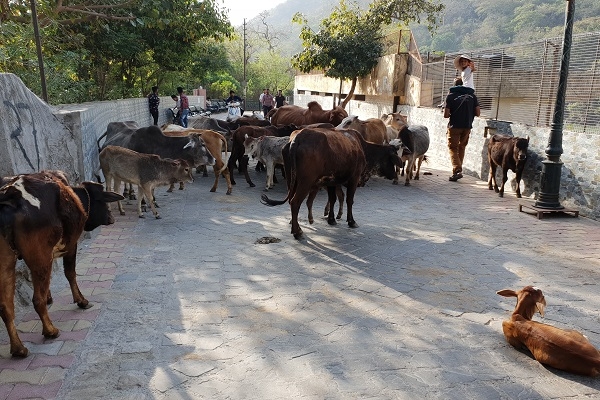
<box><xmin>534</xmin><ymin>0</ymin><xmax>575</xmax><ymax>210</ymax></box>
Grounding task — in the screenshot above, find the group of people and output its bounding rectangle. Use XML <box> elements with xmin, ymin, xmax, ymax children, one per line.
<box><xmin>147</xmin><ymin>86</ymin><xmax>190</xmax><ymax>127</ymax></box>
<box><xmin>443</xmin><ymin>54</ymin><xmax>480</xmax><ymax>182</ymax></box>
<box><xmin>259</xmin><ymin>88</ymin><xmax>286</xmax><ymax>117</ymax></box>
<box><xmin>148</xmin><ymin>86</ymin><xmax>288</xmax><ymax>125</ymax></box>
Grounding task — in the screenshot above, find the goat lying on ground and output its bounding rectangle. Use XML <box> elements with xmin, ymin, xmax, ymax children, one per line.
<box><xmin>497</xmin><ymin>286</ymin><xmax>600</xmax><ymax>376</ymax></box>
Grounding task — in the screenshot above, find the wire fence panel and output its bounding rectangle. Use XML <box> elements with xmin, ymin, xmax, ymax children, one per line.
<box><xmin>419</xmin><ymin>31</ymin><xmax>600</xmax><ymax>134</ymax></box>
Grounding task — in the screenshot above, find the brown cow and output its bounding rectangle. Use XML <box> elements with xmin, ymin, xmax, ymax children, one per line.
<box><xmin>488</xmin><ymin>134</ymin><xmax>529</xmax><ymax>198</ymax></box>
<box><xmin>100</xmin><ymin>146</ymin><xmax>194</xmax><ymax>218</ymax></box>
<box><xmin>0</xmin><ymin>171</ymin><xmax>123</xmax><ymax>357</ymax></box>
<box><xmin>497</xmin><ymin>286</ymin><xmax>600</xmax><ymax>376</ymax></box>
<box><xmin>261</xmin><ymin>128</ymin><xmax>401</xmax><ymax>239</ymax></box>
<box><xmin>336</xmin><ymin>115</ymin><xmax>387</xmax><ymax>144</ymax></box>
<box><xmin>268</xmin><ymin>101</ymin><xmax>348</xmax><ymax>126</ymax></box>
<box><xmin>162</xmin><ymin>125</ymin><xmax>232</xmax><ymax>195</ymax></box>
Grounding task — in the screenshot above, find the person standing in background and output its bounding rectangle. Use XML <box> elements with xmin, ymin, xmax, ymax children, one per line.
<box><xmin>261</xmin><ymin>89</ymin><xmax>275</xmax><ymax>117</ymax></box>
<box><xmin>454</xmin><ymin>54</ymin><xmax>476</xmax><ymax>90</ymax></box>
<box><xmin>171</xmin><ymin>94</ymin><xmax>181</xmax><ymax>125</ymax></box>
<box><xmin>274</xmin><ymin>90</ymin><xmax>286</xmax><ymax>108</ymax></box>
<box><xmin>177</xmin><ymin>87</ymin><xmax>189</xmax><ymax>128</ymax></box>
<box><xmin>148</xmin><ymin>86</ymin><xmax>160</xmax><ymax>125</ymax></box>
<box><xmin>259</xmin><ymin>88</ymin><xmax>266</xmax><ymax>110</ymax></box>
<box><xmin>443</xmin><ymin>77</ymin><xmax>480</xmax><ymax>182</ymax></box>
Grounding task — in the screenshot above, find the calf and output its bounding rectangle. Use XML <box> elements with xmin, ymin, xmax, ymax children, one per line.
<box><xmin>162</xmin><ymin>126</ymin><xmax>232</xmax><ymax>195</ymax></box>
<box><xmin>381</xmin><ymin>112</ymin><xmax>408</xmax><ymax>143</ymax></box>
<box><xmin>228</xmin><ymin>124</ymin><xmax>299</xmax><ymax>187</ymax></box>
<box><xmin>261</xmin><ymin>128</ymin><xmax>401</xmax><ymax>239</ymax></box>
<box><xmin>243</xmin><ymin>135</ymin><xmax>290</xmax><ymax>191</ymax></box>
<box><xmin>488</xmin><ymin>134</ymin><xmax>529</xmax><ymax>198</ymax></box>
<box><xmin>497</xmin><ymin>286</ymin><xmax>600</xmax><ymax>376</ymax></box>
<box><xmin>99</xmin><ymin>146</ymin><xmax>194</xmax><ymax>219</ymax></box>
<box><xmin>395</xmin><ymin>125</ymin><xmax>430</xmax><ymax>185</ymax></box>
<box><xmin>0</xmin><ymin>171</ymin><xmax>123</xmax><ymax>357</ymax></box>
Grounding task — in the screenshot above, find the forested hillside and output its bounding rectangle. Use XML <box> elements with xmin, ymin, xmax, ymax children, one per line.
<box><xmin>252</xmin><ymin>0</ymin><xmax>600</xmax><ymax>55</ymax></box>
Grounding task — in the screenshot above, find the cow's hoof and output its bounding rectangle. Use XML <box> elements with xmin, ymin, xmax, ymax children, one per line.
<box><xmin>179</xmin><ymin>187</ymin><xmax>184</xmax><ymax>191</ymax></box>
<box><xmin>293</xmin><ymin>231</ymin><xmax>303</xmax><ymax>240</ymax></box>
<box><xmin>488</xmin><ymin>186</ymin><xmax>493</xmax><ymax>190</ymax></box>
<box><xmin>392</xmin><ymin>180</ymin><xmax>399</xmax><ymax>185</ymax></box>
<box><xmin>516</xmin><ymin>194</ymin><xmax>522</xmax><ymax>198</ymax></box>
<box><xmin>77</xmin><ymin>300</ymin><xmax>93</xmax><ymax>309</ymax></box>
<box><xmin>336</xmin><ymin>214</ymin><xmax>343</xmax><ymax>220</ymax></box>
<box><xmin>155</xmin><ymin>215</ymin><xmax>162</xmax><ymax>219</ymax></box>
<box><xmin>308</xmin><ymin>219</ymin><xmax>314</xmax><ymax>225</ymax></box>
<box><xmin>226</xmin><ymin>189</ymin><xmax>232</xmax><ymax>195</ymax></box>
<box><xmin>43</xmin><ymin>328</ymin><xmax>60</xmax><ymax>339</ymax></box>
<box><xmin>120</xmin><ymin>211</ymin><xmax>126</xmax><ymax>216</ymax></box>
<box><xmin>327</xmin><ymin>218</ymin><xmax>337</xmax><ymax>226</ymax></box>
<box><xmin>203</xmin><ymin>173</ymin><xmax>209</xmax><ymax>177</ymax></box>
<box><xmin>166</xmin><ymin>188</ymin><xmax>174</xmax><ymax>193</ymax></box>
<box><xmin>348</xmin><ymin>221</ymin><xmax>358</xmax><ymax>228</ymax></box>
<box><xmin>263</xmin><ymin>188</ymin><xmax>269</xmax><ymax>192</ymax></box>
<box><xmin>404</xmin><ymin>182</ymin><xmax>410</xmax><ymax>186</ymax></box>
<box><xmin>139</xmin><ymin>215</ymin><xmax>146</xmax><ymax>219</ymax></box>
<box><xmin>494</xmin><ymin>188</ymin><xmax>499</xmax><ymax>193</ymax></box>
<box><xmin>414</xmin><ymin>176</ymin><xmax>420</xmax><ymax>180</ymax></box>
<box><xmin>249</xmin><ymin>183</ymin><xmax>256</xmax><ymax>188</ymax></box>
<box><xmin>10</xmin><ymin>346</ymin><xmax>28</xmax><ymax>358</ymax></box>
<box><xmin>499</xmin><ymin>193</ymin><xmax>504</xmax><ymax>198</ymax></box>
<box><xmin>210</xmin><ymin>188</ymin><xmax>217</xmax><ymax>192</ymax></box>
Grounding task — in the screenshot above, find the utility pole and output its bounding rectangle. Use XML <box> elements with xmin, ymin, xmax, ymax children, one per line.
<box><xmin>243</xmin><ymin>19</ymin><xmax>247</xmax><ymax>113</ymax></box>
<box><xmin>30</xmin><ymin>0</ymin><xmax>48</xmax><ymax>103</ymax></box>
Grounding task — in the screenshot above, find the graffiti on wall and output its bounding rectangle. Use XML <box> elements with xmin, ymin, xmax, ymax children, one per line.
<box><xmin>3</xmin><ymin>100</ymin><xmax>40</xmax><ymax>171</ymax></box>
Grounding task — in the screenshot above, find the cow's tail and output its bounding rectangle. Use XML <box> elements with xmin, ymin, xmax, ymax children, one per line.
<box><xmin>260</xmin><ymin>193</ymin><xmax>289</xmax><ymax>206</ymax></box>
<box><xmin>219</xmin><ymin>134</ymin><xmax>228</xmax><ymax>157</ymax></box>
<box><xmin>260</xmin><ymin>140</ymin><xmax>296</xmax><ymax>207</ymax></box>
<box><xmin>97</xmin><ymin>131</ymin><xmax>108</xmax><ymax>153</ymax></box>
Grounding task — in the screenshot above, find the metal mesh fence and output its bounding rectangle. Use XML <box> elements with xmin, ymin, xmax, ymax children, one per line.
<box><xmin>418</xmin><ymin>31</ymin><xmax>600</xmax><ymax>134</ymax></box>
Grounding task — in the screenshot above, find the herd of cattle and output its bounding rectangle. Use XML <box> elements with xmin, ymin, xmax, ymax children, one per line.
<box><xmin>0</xmin><ymin>101</ymin><xmax>536</xmax><ymax>358</ymax></box>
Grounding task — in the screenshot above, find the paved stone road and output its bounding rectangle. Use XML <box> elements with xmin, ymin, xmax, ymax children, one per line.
<box><xmin>1</xmin><ymin>163</ymin><xmax>600</xmax><ymax>399</ymax></box>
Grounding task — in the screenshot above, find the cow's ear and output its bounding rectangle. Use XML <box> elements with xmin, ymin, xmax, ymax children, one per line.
<box><xmin>497</xmin><ymin>289</ymin><xmax>518</xmax><ymax>298</ymax></box>
<box><xmin>103</xmin><ymin>191</ymin><xmax>125</xmax><ymax>202</ymax></box>
<box><xmin>245</xmin><ymin>134</ymin><xmax>249</xmax><ymax>139</ymax></box>
<box><xmin>526</xmin><ymin>135</ymin><xmax>530</xmax><ymax>143</ymax></box>
<box><xmin>172</xmin><ymin>160</ymin><xmax>181</xmax><ymax>167</ymax></box>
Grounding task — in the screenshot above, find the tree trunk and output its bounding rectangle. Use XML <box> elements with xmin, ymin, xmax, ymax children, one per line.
<box><xmin>340</xmin><ymin>76</ymin><xmax>357</xmax><ymax>109</ymax></box>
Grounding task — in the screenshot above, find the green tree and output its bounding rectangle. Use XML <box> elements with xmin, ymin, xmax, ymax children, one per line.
<box><xmin>292</xmin><ymin>0</ymin><xmax>443</xmax><ymax>108</ymax></box>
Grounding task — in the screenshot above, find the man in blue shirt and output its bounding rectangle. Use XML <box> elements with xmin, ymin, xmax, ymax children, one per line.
<box><xmin>444</xmin><ymin>78</ymin><xmax>480</xmax><ymax>181</ymax></box>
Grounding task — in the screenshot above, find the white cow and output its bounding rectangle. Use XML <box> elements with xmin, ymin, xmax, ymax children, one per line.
<box><xmin>243</xmin><ymin>135</ymin><xmax>289</xmax><ymax>191</ymax></box>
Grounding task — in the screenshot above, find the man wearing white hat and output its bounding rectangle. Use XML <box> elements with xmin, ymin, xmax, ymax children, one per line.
<box><xmin>454</xmin><ymin>54</ymin><xmax>476</xmax><ymax>90</ymax></box>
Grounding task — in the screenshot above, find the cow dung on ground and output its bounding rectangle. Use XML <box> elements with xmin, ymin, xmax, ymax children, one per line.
<box><xmin>255</xmin><ymin>236</ymin><xmax>281</xmax><ymax>244</ymax></box>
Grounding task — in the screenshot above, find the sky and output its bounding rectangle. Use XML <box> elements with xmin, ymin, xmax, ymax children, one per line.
<box><xmin>220</xmin><ymin>0</ymin><xmax>288</xmax><ymax>27</ymax></box>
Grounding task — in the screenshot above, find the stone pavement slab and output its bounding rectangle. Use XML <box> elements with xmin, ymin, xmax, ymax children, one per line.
<box><xmin>1</xmin><ymin>165</ymin><xmax>600</xmax><ymax>399</ymax></box>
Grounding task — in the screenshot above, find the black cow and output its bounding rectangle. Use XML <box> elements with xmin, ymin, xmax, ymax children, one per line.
<box><xmin>488</xmin><ymin>134</ymin><xmax>529</xmax><ymax>198</ymax></box>
<box><xmin>0</xmin><ymin>171</ymin><xmax>123</xmax><ymax>357</ymax></box>
<box><xmin>261</xmin><ymin>128</ymin><xmax>401</xmax><ymax>239</ymax></box>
